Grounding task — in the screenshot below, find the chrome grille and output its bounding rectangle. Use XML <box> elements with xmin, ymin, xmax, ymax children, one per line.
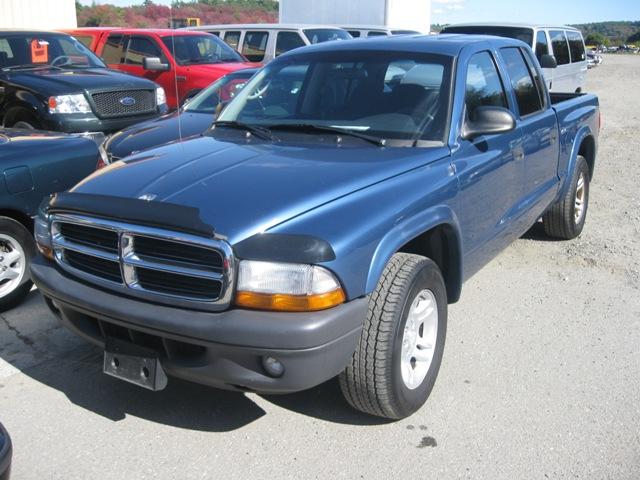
<box><xmin>91</xmin><ymin>90</ymin><xmax>156</xmax><ymax>119</ymax></box>
<box><xmin>50</xmin><ymin>214</ymin><xmax>234</xmax><ymax>311</ymax></box>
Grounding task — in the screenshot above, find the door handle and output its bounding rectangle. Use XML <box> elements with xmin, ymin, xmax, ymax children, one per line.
<box><xmin>513</xmin><ymin>149</ymin><xmax>525</xmax><ymax>161</ymax></box>
<box><xmin>176</xmin><ymin>76</ymin><xmax>187</xmax><ymax>82</ymax></box>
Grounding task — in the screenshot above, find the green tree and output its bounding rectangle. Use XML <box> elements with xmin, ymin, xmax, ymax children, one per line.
<box><xmin>585</xmin><ymin>32</ymin><xmax>609</xmax><ymax>46</ymax></box>
<box><xmin>628</xmin><ymin>32</ymin><xmax>640</xmax><ymax>44</ymax></box>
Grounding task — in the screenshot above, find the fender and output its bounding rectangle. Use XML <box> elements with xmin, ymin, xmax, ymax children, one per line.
<box><xmin>557</xmin><ymin>124</ymin><xmax>595</xmax><ymax>200</ymax></box>
<box><xmin>365</xmin><ymin>204</ymin><xmax>463</xmax><ymax>301</ymax></box>
<box><xmin>1</xmin><ymin>90</ymin><xmax>45</xmax><ymax>124</ymax></box>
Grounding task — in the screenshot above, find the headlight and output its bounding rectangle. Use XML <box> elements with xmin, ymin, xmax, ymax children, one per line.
<box><xmin>34</xmin><ymin>198</ymin><xmax>53</xmax><ymax>260</ymax></box>
<box><xmin>155</xmin><ymin>87</ymin><xmax>166</xmax><ymax>106</ymax></box>
<box><xmin>235</xmin><ymin>260</ymin><xmax>345</xmax><ymax>312</ymax></box>
<box><xmin>48</xmin><ymin>94</ymin><xmax>91</xmax><ymax>114</ymax></box>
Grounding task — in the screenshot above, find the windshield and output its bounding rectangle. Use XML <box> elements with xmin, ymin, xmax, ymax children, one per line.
<box><xmin>218</xmin><ymin>51</ymin><xmax>452</xmax><ymax>143</ymax></box>
<box><xmin>161</xmin><ymin>34</ymin><xmax>244</xmax><ymax>65</ymax></box>
<box><xmin>185</xmin><ymin>69</ymin><xmax>256</xmax><ymax>113</ymax></box>
<box><xmin>441</xmin><ymin>26</ymin><xmax>534</xmax><ymax>47</ymax></box>
<box><xmin>0</xmin><ymin>33</ymin><xmax>105</xmax><ymax>70</ymax></box>
<box><xmin>302</xmin><ymin>29</ymin><xmax>352</xmax><ymax>44</ymax></box>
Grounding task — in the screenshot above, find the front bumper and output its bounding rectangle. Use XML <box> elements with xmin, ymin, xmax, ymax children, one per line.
<box><xmin>31</xmin><ymin>255</ymin><xmax>367</xmax><ymax>394</ymax></box>
<box><xmin>41</xmin><ymin>107</ymin><xmax>168</xmax><ymax>135</ymax></box>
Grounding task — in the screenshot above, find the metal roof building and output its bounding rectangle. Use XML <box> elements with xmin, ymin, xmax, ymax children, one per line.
<box><xmin>0</xmin><ymin>0</ymin><xmax>77</xmax><ymax>29</ymax></box>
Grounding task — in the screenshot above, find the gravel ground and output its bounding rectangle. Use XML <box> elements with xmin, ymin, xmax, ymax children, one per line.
<box><xmin>1</xmin><ymin>54</ymin><xmax>639</xmax><ymax>480</ymax></box>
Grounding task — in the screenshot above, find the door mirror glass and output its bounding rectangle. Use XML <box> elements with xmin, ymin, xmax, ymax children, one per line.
<box><xmin>142</xmin><ymin>56</ymin><xmax>169</xmax><ymax>71</ymax></box>
<box><xmin>540</xmin><ymin>54</ymin><xmax>558</xmax><ymax>69</ymax></box>
<box><xmin>462</xmin><ymin>106</ymin><xmax>516</xmax><ymax>140</ymax></box>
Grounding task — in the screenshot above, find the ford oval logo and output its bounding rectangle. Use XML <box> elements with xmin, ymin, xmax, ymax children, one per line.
<box><xmin>119</xmin><ymin>96</ymin><xmax>136</xmax><ymax>106</ymax></box>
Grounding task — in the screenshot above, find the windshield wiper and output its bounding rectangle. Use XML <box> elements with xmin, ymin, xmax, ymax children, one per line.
<box><xmin>267</xmin><ymin>123</ymin><xmax>386</xmax><ymax>147</ymax></box>
<box><xmin>2</xmin><ymin>64</ymin><xmax>63</xmax><ymax>72</ymax></box>
<box><xmin>211</xmin><ymin>120</ymin><xmax>274</xmax><ymax>141</ymax></box>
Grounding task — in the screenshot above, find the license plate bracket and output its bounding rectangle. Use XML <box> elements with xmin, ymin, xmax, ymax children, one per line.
<box><xmin>103</xmin><ymin>337</ymin><xmax>168</xmax><ymax>391</ymax></box>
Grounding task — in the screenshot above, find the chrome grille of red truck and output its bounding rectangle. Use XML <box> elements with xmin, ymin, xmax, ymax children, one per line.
<box><xmin>50</xmin><ymin>214</ymin><xmax>234</xmax><ymax>311</ymax></box>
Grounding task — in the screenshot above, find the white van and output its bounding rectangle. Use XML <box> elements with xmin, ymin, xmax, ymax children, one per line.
<box><xmin>440</xmin><ymin>23</ymin><xmax>588</xmax><ymax>92</ymax></box>
<box><xmin>340</xmin><ymin>25</ymin><xmax>422</xmax><ymax>38</ymax></box>
<box><xmin>186</xmin><ymin>24</ymin><xmax>351</xmax><ymax>63</ymax></box>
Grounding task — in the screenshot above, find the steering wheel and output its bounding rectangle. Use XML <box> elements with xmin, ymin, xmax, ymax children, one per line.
<box><xmin>247</xmin><ymin>82</ymin><xmax>270</xmax><ymax>100</ymax></box>
<box><xmin>50</xmin><ymin>55</ymin><xmax>73</xmax><ymax>67</ymax></box>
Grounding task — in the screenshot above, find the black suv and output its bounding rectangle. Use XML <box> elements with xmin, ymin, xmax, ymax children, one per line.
<box><xmin>0</xmin><ymin>30</ymin><xmax>168</xmax><ymax>142</ymax></box>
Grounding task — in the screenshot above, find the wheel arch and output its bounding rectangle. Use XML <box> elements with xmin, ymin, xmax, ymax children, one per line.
<box><xmin>560</xmin><ymin>127</ymin><xmax>597</xmax><ymax>199</ymax></box>
<box><xmin>365</xmin><ymin>205</ymin><xmax>463</xmax><ymax>304</ymax></box>
<box><xmin>0</xmin><ymin>210</ymin><xmax>34</xmax><ymax>233</ymax></box>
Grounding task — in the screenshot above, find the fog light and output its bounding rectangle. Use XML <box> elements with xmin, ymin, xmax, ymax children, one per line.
<box><xmin>262</xmin><ymin>356</ymin><xmax>284</xmax><ymax>378</ymax></box>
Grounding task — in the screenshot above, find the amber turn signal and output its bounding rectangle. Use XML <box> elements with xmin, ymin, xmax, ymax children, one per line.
<box><xmin>235</xmin><ymin>288</ymin><xmax>346</xmax><ymax>312</ymax></box>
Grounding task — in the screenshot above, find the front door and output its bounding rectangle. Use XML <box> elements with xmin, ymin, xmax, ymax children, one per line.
<box><xmin>452</xmin><ymin>50</ymin><xmax>525</xmax><ymax>277</ymax></box>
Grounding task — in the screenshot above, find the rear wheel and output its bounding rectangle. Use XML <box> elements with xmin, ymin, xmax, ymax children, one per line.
<box><xmin>0</xmin><ymin>218</ymin><xmax>35</xmax><ymax>312</ymax></box>
<box><xmin>339</xmin><ymin>253</ymin><xmax>447</xmax><ymax>419</ymax></box>
<box><xmin>543</xmin><ymin>155</ymin><xmax>590</xmax><ymax>239</ymax></box>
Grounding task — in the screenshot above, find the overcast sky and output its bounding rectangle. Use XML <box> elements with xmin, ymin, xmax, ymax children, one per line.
<box><xmin>79</xmin><ymin>0</ymin><xmax>640</xmax><ymax>25</ymax></box>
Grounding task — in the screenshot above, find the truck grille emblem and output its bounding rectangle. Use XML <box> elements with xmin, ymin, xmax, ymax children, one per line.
<box><xmin>119</xmin><ymin>96</ymin><xmax>136</xmax><ymax>106</ymax></box>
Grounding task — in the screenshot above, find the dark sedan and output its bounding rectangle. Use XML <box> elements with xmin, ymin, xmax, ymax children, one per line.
<box><xmin>0</xmin><ymin>422</ymin><xmax>10</xmax><ymax>480</ymax></box>
<box><xmin>103</xmin><ymin>68</ymin><xmax>258</xmax><ymax>163</ymax></box>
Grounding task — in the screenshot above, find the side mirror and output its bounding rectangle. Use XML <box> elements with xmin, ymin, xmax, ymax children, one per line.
<box><xmin>462</xmin><ymin>106</ymin><xmax>516</xmax><ymax>140</ymax></box>
<box><xmin>143</xmin><ymin>57</ymin><xmax>170</xmax><ymax>72</ymax></box>
<box><xmin>540</xmin><ymin>54</ymin><xmax>558</xmax><ymax>69</ymax></box>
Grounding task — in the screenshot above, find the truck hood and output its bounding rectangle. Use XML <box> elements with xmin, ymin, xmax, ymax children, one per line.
<box><xmin>4</xmin><ymin>67</ymin><xmax>157</xmax><ymax>96</ymax></box>
<box><xmin>71</xmin><ymin>136</ymin><xmax>450</xmax><ymax>244</ymax></box>
<box><xmin>105</xmin><ymin>111</ymin><xmax>212</xmax><ymax>160</ymax></box>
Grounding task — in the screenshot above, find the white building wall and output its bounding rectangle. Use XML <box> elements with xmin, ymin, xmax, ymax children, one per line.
<box><xmin>279</xmin><ymin>0</ymin><xmax>431</xmax><ymax>33</ymax></box>
<box><xmin>0</xmin><ymin>0</ymin><xmax>77</xmax><ymax>29</ymax></box>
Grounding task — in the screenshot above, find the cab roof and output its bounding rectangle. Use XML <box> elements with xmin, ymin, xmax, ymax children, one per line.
<box><xmin>279</xmin><ymin>33</ymin><xmax>527</xmax><ymax>57</ymax></box>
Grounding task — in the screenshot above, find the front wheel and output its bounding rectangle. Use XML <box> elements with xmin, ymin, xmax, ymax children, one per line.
<box><xmin>0</xmin><ymin>217</ymin><xmax>35</xmax><ymax>312</ymax></box>
<box><xmin>339</xmin><ymin>253</ymin><xmax>447</xmax><ymax>419</ymax></box>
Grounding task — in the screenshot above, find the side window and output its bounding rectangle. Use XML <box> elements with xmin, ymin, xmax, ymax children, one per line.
<box><xmin>367</xmin><ymin>31</ymin><xmax>387</xmax><ymax>37</ymax></box>
<box><xmin>465</xmin><ymin>51</ymin><xmax>508</xmax><ymax>120</ymax></box>
<box><xmin>73</xmin><ymin>35</ymin><xmax>94</xmax><ymax>49</ymax></box>
<box><xmin>348</xmin><ymin>30</ymin><xmax>361</xmax><ymax>38</ymax></box>
<box><xmin>275</xmin><ymin>31</ymin><xmax>306</xmax><ymax>57</ymax></box>
<box><xmin>224</xmin><ymin>31</ymin><xmax>241</xmax><ymax>50</ymax></box>
<box><xmin>549</xmin><ymin>30</ymin><xmax>570</xmax><ymax>65</ymax></box>
<box><xmin>500</xmin><ymin>47</ymin><xmax>543</xmax><ymax>116</ymax></box>
<box><xmin>521</xmin><ymin>48</ymin><xmax>548</xmax><ymax>109</ymax></box>
<box><xmin>208</xmin><ymin>31</ymin><xmax>220</xmax><ymax>37</ymax></box>
<box><xmin>125</xmin><ymin>36</ymin><xmax>164</xmax><ymax>65</ymax></box>
<box><xmin>566</xmin><ymin>30</ymin><xmax>585</xmax><ymax>63</ymax></box>
<box><xmin>535</xmin><ymin>31</ymin><xmax>549</xmax><ymax>63</ymax></box>
<box><xmin>102</xmin><ymin>34</ymin><xmax>124</xmax><ymax>64</ymax></box>
<box><xmin>241</xmin><ymin>31</ymin><xmax>268</xmax><ymax>62</ymax></box>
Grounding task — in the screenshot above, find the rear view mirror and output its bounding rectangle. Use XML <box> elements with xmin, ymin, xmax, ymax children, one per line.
<box><xmin>462</xmin><ymin>106</ymin><xmax>516</xmax><ymax>140</ymax></box>
<box><xmin>540</xmin><ymin>54</ymin><xmax>558</xmax><ymax>69</ymax></box>
<box><xmin>143</xmin><ymin>57</ymin><xmax>170</xmax><ymax>72</ymax></box>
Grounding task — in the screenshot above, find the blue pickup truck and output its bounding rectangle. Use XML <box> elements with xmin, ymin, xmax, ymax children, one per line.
<box><xmin>31</xmin><ymin>35</ymin><xmax>599</xmax><ymax>419</ymax></box>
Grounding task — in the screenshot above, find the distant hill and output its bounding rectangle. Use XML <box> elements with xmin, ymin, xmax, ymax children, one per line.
<box><xmin>571</xmin><ymin>21</ymin><xmax>640</xmax><ymax>45</ymax></box>
<box><xmin>76</xmin><ymin>1</ymin><xmax>278</xmax><ymax>28</ymax></box>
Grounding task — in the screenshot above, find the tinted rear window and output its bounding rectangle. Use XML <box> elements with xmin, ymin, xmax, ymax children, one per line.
<box><xmin>442</xmin><ymin>26</ymin><xmax>533</xmax><ymax>47</ymax></box>
<box><xmin>550</xmin><ymin>30</ymin><xmax>570</xmax><ymax>65</ymax></box>
<box><xmin>566</xmin><ymin>30</ymin><xmax>585</xmax><ymax>63</ymax></box>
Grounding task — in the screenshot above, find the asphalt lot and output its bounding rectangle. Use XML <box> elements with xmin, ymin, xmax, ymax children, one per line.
<box><xmin>1</xmin><ymin>54</ymin><xmax>639</xmax><ymax>479</ymax></box>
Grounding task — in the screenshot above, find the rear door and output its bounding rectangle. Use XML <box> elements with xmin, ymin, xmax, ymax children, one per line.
<box><xmin>240</xmin><ymin>30</ymin><xmax>269</xmax><ymax>63</ymax></box>
<box><xmin>499</xmin><ymin>46</ymin><xmax>560</xmax><ymax>223</ymax></box>
<box><xmin>565</xmin><ymin>30</ymin><xmax>587</xmax><ymax>92</ymax></box>
<box><xmin>453</xmin><ymin>49</ymin><xmax>525</xmax><ymax>274</ymax></box>
<box><xmin>548</xmin><ymin>30</ymin><xmax>572</xmax><ymax>92</ymax></box>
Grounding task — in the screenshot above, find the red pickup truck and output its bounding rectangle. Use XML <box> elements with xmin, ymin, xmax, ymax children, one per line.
<box><xmin>65</xmin><ymin>28</ymin><xmax>255</xmax><ymax>109</ymax></box>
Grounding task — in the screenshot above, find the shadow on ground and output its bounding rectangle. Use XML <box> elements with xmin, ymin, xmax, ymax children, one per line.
<box><xmin>1</xmin><ymin>291</ymin><xmax>386</xmax><ymax>432</ymax></box>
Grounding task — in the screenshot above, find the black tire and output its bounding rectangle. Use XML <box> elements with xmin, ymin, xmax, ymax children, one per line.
<box><xmin>0</xmin><ymin>217</ymin><xmax>35</xmax><ymax>312</ymax></box>
<box><xmin>339</xmin><ymin>253</ymin><xmax>447</xmax><ymax>419</ymax></box>
<box><xmin>9</xmin><ymin>110</ymin><xmax>41</xmax><ymax>130</ymax></box>
<box><xmin>543</xmin><ymin>155</ymin><xmax>590</xmax><ymax>240</ymax></box>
